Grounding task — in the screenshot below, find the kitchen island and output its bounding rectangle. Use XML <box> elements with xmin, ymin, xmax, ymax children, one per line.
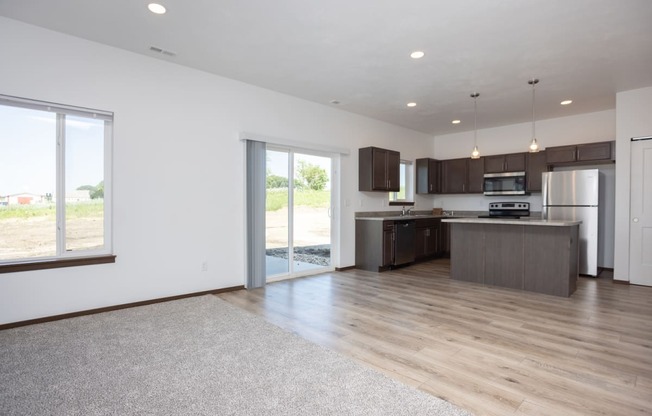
<box><xmin>442</xmin><ymin>218</ymin><xmax>581</xmax><ymax>297</ymax></box>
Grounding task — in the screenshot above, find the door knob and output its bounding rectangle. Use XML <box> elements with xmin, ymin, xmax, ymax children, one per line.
<box><xmin>633</xmin><ymin>217</ymin><xmax>639</xmax><ymax>223</ymax></box>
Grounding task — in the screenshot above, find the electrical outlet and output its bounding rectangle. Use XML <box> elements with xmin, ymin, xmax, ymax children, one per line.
<box><xmin>201</xmin><ymin>261</ymin><xmax>208</xmax><ymax>272</ymax></box>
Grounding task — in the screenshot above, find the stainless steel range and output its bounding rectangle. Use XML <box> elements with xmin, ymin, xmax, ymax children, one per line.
<box><xmin>478</xmin><ymin>202</ymin><xmax>530</xmax><ymax>219</ymax></box>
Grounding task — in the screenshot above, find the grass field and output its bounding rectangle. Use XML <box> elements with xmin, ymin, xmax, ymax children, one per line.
<box><xmin>0</xmin><ymin>200</ymin><xmax>104</xmax><ymax>220</ymax></box>
<box><xmin>266</xmin><ymin>189</ymin><xmax>330</xmax><ymax>211</ymax></box>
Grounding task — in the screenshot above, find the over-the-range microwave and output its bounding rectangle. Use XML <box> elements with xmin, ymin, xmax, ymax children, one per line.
<box><xmin>483</xmin><ymin>171</ymin><xmax>527</xmax><ymax>196</ymax></box>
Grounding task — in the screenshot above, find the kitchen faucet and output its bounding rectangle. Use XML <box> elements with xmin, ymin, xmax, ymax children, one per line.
<box><xmin>401</xmin><ymin>206</ymin><xmax>414</xmax><ymax>216</ymax></box>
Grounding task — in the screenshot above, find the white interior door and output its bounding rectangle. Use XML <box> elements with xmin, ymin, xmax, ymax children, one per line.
<box><xmin>630</xmin><ymin>138</ymin><xmax>652</xmax><ymax>286</ymax></box>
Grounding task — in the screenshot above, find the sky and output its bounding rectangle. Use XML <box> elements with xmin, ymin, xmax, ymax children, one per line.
<box><xmin>0</xmin><ymin>105</ymin><xmax>104</xmax><ymax>196</ymax></box>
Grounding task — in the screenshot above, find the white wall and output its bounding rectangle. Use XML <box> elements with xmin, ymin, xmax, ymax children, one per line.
<box><xmin>431</xmin><ymin>110</ymin><xmax>617</xmax><ymax>268</ymax></box>
<box><xmin>433</xmin><ymin>110</ymin><xmax>616</xmax><ymax>161</ymax></box>
<box><xmin>0</xmin><ymin>18</ymin><xmax>434</xmax><ymax>324</ymax></box>
<box><xmin>614</xmin><ymin>86</ymin><xmax>652</xmax><ymax>282</ymax></box>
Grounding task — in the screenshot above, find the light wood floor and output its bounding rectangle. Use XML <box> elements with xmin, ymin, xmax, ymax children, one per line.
<box><xmin>217</xmin><ymin>260</ymin><xmax>652</xmax><ymax>416</ymax></box>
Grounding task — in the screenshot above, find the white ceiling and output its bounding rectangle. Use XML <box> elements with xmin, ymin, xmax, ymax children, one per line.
<box><xmin>2</xmin><ymin>0</ymin><xmax>652</xmax><ymax>135</ymax></box>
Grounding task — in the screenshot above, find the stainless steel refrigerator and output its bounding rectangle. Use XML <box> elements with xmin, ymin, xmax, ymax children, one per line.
<box><xmin>542</xmin><ymin>169</ymin><xmax>599</xmax><ymax>276</ymax></box>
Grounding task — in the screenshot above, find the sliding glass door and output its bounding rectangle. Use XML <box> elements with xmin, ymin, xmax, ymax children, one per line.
<box><xmin>265</xmin><ymin>147</ymin><xmax>332</xmax><ymax>279</ymax></box>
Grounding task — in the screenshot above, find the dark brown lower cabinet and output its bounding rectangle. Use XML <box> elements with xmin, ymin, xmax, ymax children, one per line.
<box><xmin>382</xmin><ymin>224</ymin><xmax>395</xmax><ymax>267</ymax></box>
<box><xmin>356</xmin><ymin>219</ymin><xmax>397</xmax><ymax>272</ymax></box>
<box><xmin>439</xmin><ymin>221</ymin><xmax>451</xmax><ymax>257</ymax></box>
<box><xmin>415</xmin><ymin>219</ymin><xmax>440</xmax><ymax>260</ymax></box>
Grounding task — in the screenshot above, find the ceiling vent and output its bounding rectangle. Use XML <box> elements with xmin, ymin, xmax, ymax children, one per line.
<box><xmin>149</xmin><ymin>46</ymin><xmax>176</xmax><ymax>57</ymax></box>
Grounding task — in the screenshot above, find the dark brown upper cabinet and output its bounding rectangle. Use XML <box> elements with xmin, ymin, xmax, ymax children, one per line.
<box><xmin>526</xmin><ymin>150</ymin><xmax>548</xmax><ymax>192</ymax></box>
<box><xmin>484</xmin><ymin>153</ymin><xmax>526</xmax><ymax>173</ymax></box>
<box><xmin>546</xmin><ymin>141</ymin><xmax>615</xmax><ymax>165</ymax></box>
<box><xmin>439</xmin><ymin>157</ymin><xmax>485</xmax><ymax>194</ymax></box>
<box><xmin>467</xmin><ymin>157</ymin><xmax>485</xmax><ymax>193</ymax></box>
<box><xmin>440</xmin><ymin>158</ymin><xmax>468</xmax><ymax>194</ymax></box>
<box><xmin>359</xmin><ymin>147</ymin><xmax>400</xmax><ymax>192</ymax></box>
<box><xmin>416</xmin><ymin>158</ymin><xmax>440</xmax><ymax>194</ymax></box>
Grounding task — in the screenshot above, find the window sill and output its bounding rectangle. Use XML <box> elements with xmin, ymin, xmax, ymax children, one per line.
<box><xmin>0</xmin><ymin>255</ymin><xmax>116</xmax><ymax>274</ymax></box>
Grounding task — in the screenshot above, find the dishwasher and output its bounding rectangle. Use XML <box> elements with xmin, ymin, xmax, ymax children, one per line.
<box><xmin>393</xmin><ymin>220</ymin><xmax>416</xmax><ymax>266</ymax></box>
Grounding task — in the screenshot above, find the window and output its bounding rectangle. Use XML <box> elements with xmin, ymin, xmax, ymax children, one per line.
<box><xmin>389</xmin><ymin>159</ymin><xmax>414</xmax><ymax>204</ymax></box>
<box><xmin>0</xmin><ymin>95</ymin><xmax>114</xmax><ymax>271</ymax></box>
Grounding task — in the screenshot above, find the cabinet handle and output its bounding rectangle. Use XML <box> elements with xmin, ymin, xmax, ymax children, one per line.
<box><xmin>429</xmin><ymin>184</ymin><xmax>433</xmax><ymax>192</ymax></box>
<box><xmin>463</xmin><ymin>183</ymin><xmax>465</xmax><ymax>192</ymax></box>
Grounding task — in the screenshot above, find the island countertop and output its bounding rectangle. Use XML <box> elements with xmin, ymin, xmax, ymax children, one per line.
<box><xmin>442</xmin><ymin>217</ymin><xmax>582</xmax><ymax>227</ymax></box>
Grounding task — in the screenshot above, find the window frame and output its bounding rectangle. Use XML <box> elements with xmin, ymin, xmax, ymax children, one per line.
<box><xmin>389</xmin><ymin>159</ymin><xmax>415</xmax><ymax>205</ymax></box>
<box><xmin>0</xmin><ymin>94</ymin><xmax>115</xmax><ymax>273</ymax></box>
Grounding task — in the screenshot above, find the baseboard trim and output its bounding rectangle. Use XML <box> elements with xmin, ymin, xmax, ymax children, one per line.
<box><xmin>335</xmin><ymin>265</ymin><xmax>356</xmax><ymax>272</ymax></box>
<box><xmin>612</xmin><ymin>279</ymin><xmax>630</xmax><ymax>285</ymax></box>
<box><xmin>0</xmin><ymin>285</ymin><xmax>245</xmax><ymax>331</ymax></box>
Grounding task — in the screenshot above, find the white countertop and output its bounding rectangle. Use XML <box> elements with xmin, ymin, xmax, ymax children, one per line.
<box><xmin>442</xmin><ymin>218</ymin><xmax>582</xmax><ymax>227</ymax></box>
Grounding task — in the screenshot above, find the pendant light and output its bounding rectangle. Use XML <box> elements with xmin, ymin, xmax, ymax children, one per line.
<box><xmin>470</xmin><ymin>92</ymin><xmax>480</xmax><ymax>159</ymax></box>
<box><xmin>528</xmin><ymin>78</ymin><xmax>540</xmax><ymax>153</ymax></box>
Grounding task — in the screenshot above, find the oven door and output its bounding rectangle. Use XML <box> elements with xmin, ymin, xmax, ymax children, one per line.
<box><xmin>483</xmin><ymin>172</ymin><xmax>527</xmax><ymax>195</ymax></box>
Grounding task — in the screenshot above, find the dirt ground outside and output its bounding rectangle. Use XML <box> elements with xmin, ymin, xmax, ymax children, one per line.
<box><xmin>1</xmin><ymin>205</ymin><xmax>328</xmax><ymax>261</ymax></box>
<box><xmin>0</xmin><ymin>215</ymin><xmax>103</xmax><ymax>260</ymax></box>
<box><xmin>266</xmin><ymin>206</ymin><xmax>330</xmax><ymax>249</ymax></box>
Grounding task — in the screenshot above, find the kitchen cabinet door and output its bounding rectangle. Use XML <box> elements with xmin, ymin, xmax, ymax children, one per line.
<box><xmin>416</xmin><ymin>158</ymin><xmax>440</xmax><ymax>194</ymax></box>
<box><xmin>505</xmin><ymin>153</ymin><xmax>526</xmax><ymax>171</ymax></box>
<box><xmin>415</xmin><ymin>219</ymin><xmax>441</xmax><ymax>259</ymax></box>
<box><xmin>526</xmin><ymin>151</ymin><xmax>547</xmax><ymax>192</ymax></box>
<box><xmin>546</xmin><ymin>145</ymin><xmax>577</xmax><ymax>164</ymax></box>
<box><xmin>425</xmin><ymin>225</ymin><xmax>440</xmax><ymax>257</ymax></box>
<box><xmin>359</xmin><ymin>147</ymin><xmax>401</xmax><ymax>191</ymax></box>
<box><xmin>439</xmin><ymin>221</ymin><xmax>451</xmax><ymax>257</ymax></box>
<box><xmin>382</xmin><ymin>226</ymin><xmax>395</xmax><ymax>267</ymax></box>
<box><xmin>485</xmin><ymin>153</ymin><xmax>526</xmax><ymax>173</ymax></box>
<box><xmin>484</xmin><ymin>155</ymin><xmax>506</xmax><ymax>173</ymax></box>
<box><xmin>387</xmin><ymin>150</ymin><xmax>400</xmax><ymax>192</ymax></box>
<box><xmin>467</xmin><ymin>157</ymin><xmax>485</xmax><ymax>193</ymax></box>
<box><xmin>577</xmin><ymin>141</ymin><xmax>613</xmax><ymax>162</ymax></box>
<box><xmin>371</xmin><ymin>148</ymin><xmax>387</xmax><ymax>189</ymax></box>
<box><xmin>441</xmin><ymin>158</ymin><xmax>468</xmax><ymax>193</ymax></box>
<box><xmin>415</xmin><ymin>227</ymin><xmax>427</xmax><ymax>259</ymax></box>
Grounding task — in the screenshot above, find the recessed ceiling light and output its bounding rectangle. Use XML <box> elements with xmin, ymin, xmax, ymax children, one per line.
<box><xmin>410</xmin><ymin>51</ymin><xmax>425</xmax><ymax>59</ymax></box>
<box><xmin>560</xmin><ymin>100</ymin><xmax>573</xmax><ymax>105</ymax></box>
<box><xmin>148</xmin><ymin>3</ymin><xmax>166</xmax><ymax>14</ymax></box>
<box><xmin>407</xmin><ymin>102</ymin><xmax>417</xmax><ymax>108</ymax></box>
<box><xmin>452</xmin><ymin>120</ymin><xmax>461</xmax><ymax>124</ymax></box>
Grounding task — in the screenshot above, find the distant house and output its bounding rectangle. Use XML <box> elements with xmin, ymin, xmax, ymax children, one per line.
<box><xmin>0</xmin><ymin>195</ymin><xmax>7</xmax><ymax>206</ymax></box>
<box><xmin>4</xmin><ymin>193</ymin><xmax>46</xmax><ymax>205</ymax></box>
<box><xmin>65</xmin><ymin>190</ymin><xmax>91</xmax><ymax>202</ymax></box>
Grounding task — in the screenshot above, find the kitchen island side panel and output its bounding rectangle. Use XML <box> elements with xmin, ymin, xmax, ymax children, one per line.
<box><xmin>484</xmin><ymin>224</ymin><xmax>525</xmax><ymax>290</ymax></box>
<box><xmin>523</xmin><ymin>225</ymin><xmax>579</xmax><ymax>297</ymax></box>
<box><xmin>450</xmin><ymin>223</ymin><xmax>485</xmax><ymax>283</ymax></box>
<box><xmin>446</xmin><ymin>219</ymin><xmax>580</xmax><ymax>297</ymax></box>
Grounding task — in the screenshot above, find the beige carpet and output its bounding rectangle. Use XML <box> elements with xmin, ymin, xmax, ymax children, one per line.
<box><xmin>0</xmin><ymin>295</ymin><xmax>471</xmax><ymax>415</ymax></box>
